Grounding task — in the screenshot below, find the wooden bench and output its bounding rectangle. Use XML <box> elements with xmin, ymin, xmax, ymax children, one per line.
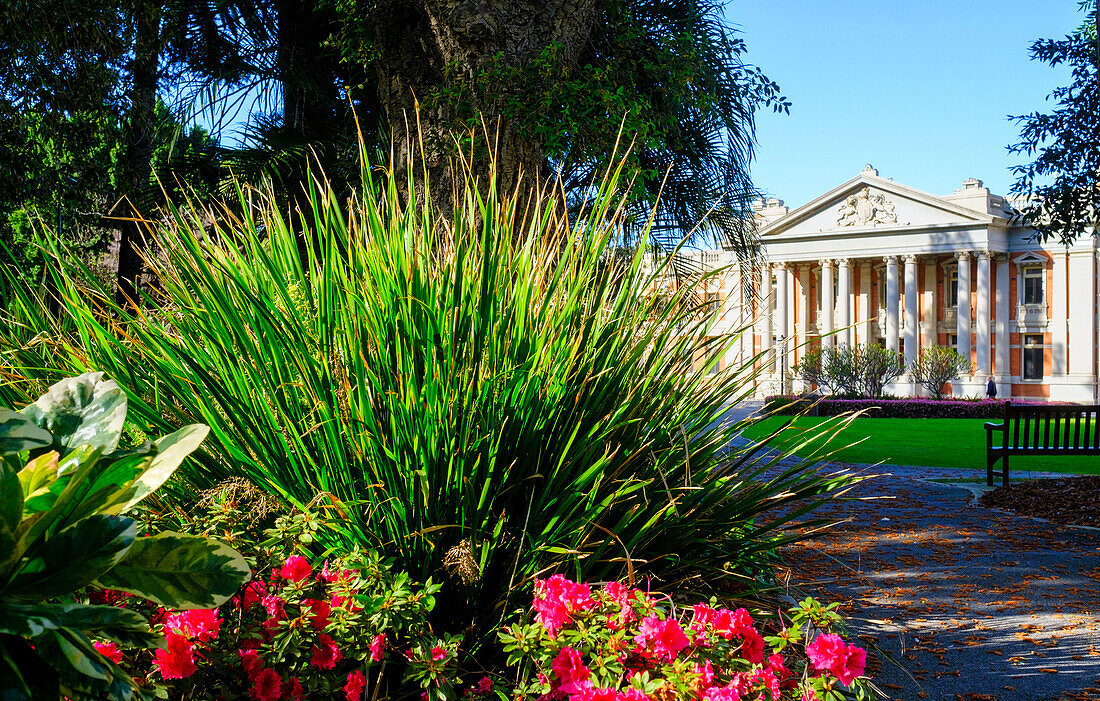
<box><xmin>985</xmin><ymin>404</ymin><xmax>1100</xmax><ymax>487</ymax></box>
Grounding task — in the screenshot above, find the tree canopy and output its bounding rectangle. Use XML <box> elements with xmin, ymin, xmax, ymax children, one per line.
<box><xmin>1008</xmin><ymin>0</ymin><xmax>1099</xmax><ymax>244</ymax></box>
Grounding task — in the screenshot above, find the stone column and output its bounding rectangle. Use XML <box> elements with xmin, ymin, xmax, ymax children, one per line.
<box><xmin>885</xmin><ymin>256</ymin><xmax>900</xmax><ymax>353</ymax></box>
<box><xmin>975</xmin><ymin>251</ymin><xmax>992</xmax><ymax>377</ymax></box>
<box><xmin>922</xmin><ymin>260</ymin><xmax>937</xmax><ymax>350</ymax></box>
<box><xmin>795</xmin><ymin>264</ymin><xmax>810</xmax><ymax>392</ymax></box>
<box><xmin>995</xmin><ymin>254</ymin><xmax>1010</xmax><ymax>390</ymax></box>
<box><xmin>775</xmin><ymin>263</ymin><xmax>790</xmax><ymax>390</ymax></box>
<box><xmin>820</xmin><ymin>259</ymin><xmax>835</xmax><ymax>349</ymax></box>
<box><xmin>903</xmin><ymin>255</ymin><xmax>919</xmax><ymax>374</ymax></box>
<box><xmin>759</xmin><ymin>262</ymin><xmax>773</xmax><ymax>373</ymax></box>
<box><xmin>1068</xmin><ymin>247</ymin><xmax>1096</xmax><ymax>378</ymax></box>
<box><xmin>1051</xmin><ymin>251</ymin><xmax>1068</xmax><ymax>376</ymax></box>
<box><xmin>956</xmin><ymin>252</ymin><xmax>972</xmax><ymax>378</ymax></box>
<box><xmin>837</xmin><ymin>258</ymin><xmax>852</xmax><ymax>347</ymax></box>
<box><xmin>858</xmin><ymin>262</ymin><xmax>872</xmax><ymax>345</ymax></box>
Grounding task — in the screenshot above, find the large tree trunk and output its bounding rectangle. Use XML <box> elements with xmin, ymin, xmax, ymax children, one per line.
<box><xmin>368</xmin><ymin>0</ymin><xmax>599</xmax><ymax>210</ymax></box>
<box><xmin>278</xmin><ymin>0</ymin><xmax>340</xmax><ymax>140</ymax></box>
<box><xmin>115</xmin><ymin>0</ymin><xmax>161</xmax><ymax>308</ymax></box>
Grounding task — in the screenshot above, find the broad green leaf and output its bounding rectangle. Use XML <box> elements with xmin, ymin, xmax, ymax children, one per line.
<box><xmin>96</xmin><ymin>532</ymin><xmax>249</xmax><ymax>609</ymax></box>
<box><xmin>0</xmin><ymin>460</ymin><xmax>22</xmax><ymax>534</ymax></box>
<box><xmin>0</xmin><ymin>409</ymin><xmax>53</xmax><ymax>455</ymax></box>
<box><xmin>0</xmin><ymin>599</ymin><xmax>63</xmax><ymax>636</ymax></box>
<box><xmin>113</xmin><ymin>424</ymin><xmax>209</xmax><ymax>513</ymax></box>
<box><xmin>7</xmin><ymin>514</ymin><xmax>136</xmax><ymax>600</ymax></box>
<box><xmin>16</xmin><ymin>450</ymin><xmax>59</xmax><ymax>502</ymax></box>
<box><xmin>19</xmin><ymin>373</ymin><xmax>127</xmax><ymax>455</ymax></box>
<box><xmin>53</xmin><ymin>604</ymin><xmax>160</xmax><ymax>649</ymax></box>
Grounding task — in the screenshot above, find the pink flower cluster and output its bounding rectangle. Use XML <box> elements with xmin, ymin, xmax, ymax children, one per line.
<box><xmin>520</xmin><ymin>575</ymin><xmax>869</xmax><ymax>701</ymax></box>
<box><xmin>533</xmin><ymin>574</ymin><xmax>597</xmax><ymax>636</ymax></box>
<box><xmin>805</xmin><ymin>633</ymin><xmax>866</xmax><ymax>686</ymax></box>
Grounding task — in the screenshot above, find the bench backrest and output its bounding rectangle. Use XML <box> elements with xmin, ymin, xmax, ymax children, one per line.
<box><xmin>1003</xmin><ymin>404</ymin><xmax>1100</xmax><ymax>451</ymax></box>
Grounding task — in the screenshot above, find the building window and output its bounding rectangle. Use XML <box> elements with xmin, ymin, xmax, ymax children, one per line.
<box><xmin>1022</xmin><ymin>265</ymin><xmax>1044</xmax><ymax>305</ymax></box>
<box><xmin>1022</xmin><ymin>334</ymin><xmax>1044</xmax><ymax>380</ymax></box>
<box><xmin>948</xmin><ymin>334</ymin><xmax>958</xmax><ymax>350</ymax></box>
<box><xmin>705</xmin><ymin>291</ymin><xmax>720</xmax><ymax>314</ymax></box>
<box><xmin>945</xmin><ymin>266</ymin><xmax>959</xmax><ymax>308</ymax></box>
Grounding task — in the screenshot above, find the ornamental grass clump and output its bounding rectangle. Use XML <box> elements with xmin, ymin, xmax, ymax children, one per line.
<box><xmin>0</xmin><ymin>145</ymin><xmax>862</xmax><ymax>639</ymax></box>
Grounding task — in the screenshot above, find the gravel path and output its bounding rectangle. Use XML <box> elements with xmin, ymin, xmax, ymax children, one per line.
<box><xmin>721</xmin><ymin>402</ymin><xmax>1100</xmax><ymax>701</ymax></box>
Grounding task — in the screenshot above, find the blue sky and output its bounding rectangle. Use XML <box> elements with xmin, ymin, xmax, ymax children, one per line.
<box><xmin>726</xmin><ymin>0</ymin><xmax>1086</xmax><ymax>209</ymax></box>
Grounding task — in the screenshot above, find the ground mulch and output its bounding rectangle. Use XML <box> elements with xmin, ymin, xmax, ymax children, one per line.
<box><xmin>979</xmin><ymin>477</ymin><xmax>1100</xmax><ymax>529</ymax></box>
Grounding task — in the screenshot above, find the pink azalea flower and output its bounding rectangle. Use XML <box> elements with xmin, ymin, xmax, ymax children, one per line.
<box><xmin>250</xmin><ymin>668</ymin><xmax>282</xmax><ymax>701</ymax></box>
<box><xmin>806</xmin><ymin>634</ymin><xmax>866</xmax><ymax>686</ymax></box>
<box><xmin>303</xmin><ymin>598</ymin><xmax>331</xmax><ymax>629</ymax></box>
<box><xmin>739</xmin><ymin>628</ymin><xmax>765</xmax><ymax>665</ymax></box>
<box><xmin>703</xmin><ymin>685</ymin><xmax>740</xmax><ymax>701</ymax></box>
<box><xmin>633</xmin><ymin>616</ymin><xmax>690</xmax><ymax>662</ymax></box>
<box><xmin>262</xmin><ymin>595</ymin><xmax>286</xmax><ymax>620</ymax></box>
<box><xmin>431</xmin><ymin>645</ymin><xmax>447</xmax><ymax>661</ymax></box>
<box><xmin>550</xmin><ymin>646</ymin><xmax>592</xmax><ymax>695</ymax></box>
<box><xmin>238</xmin><ymin>648</ymin><xmax>263</xmax><ymax>681</ymax></box>
<box><xmin>311</xmin><ymin>633</ymin><xmax>343</xmax><ymax>670</ymax></box>
<box><xmin>279</xmin><ymin>555</ymin><xmax>312</xmax><ymax>582</ymax></box>
<box><xmin>287</xmin><ymin>677</ymin><xmax>305</xmax><ymax>700</ymax></box>
<box><xmin>370</xmin><ymin>633</ymin><xmax>386</xmax><ymax>662</ymax></box>
<box><xmin>93</xmin><ymin>640</ymin><xmax>123</xmax><ymax>664</ymax></box>
<box><xmin>154</xmin><ymin>631</ymin><xmax>197</xmax><ymax>679</ymax></box>
<box><xmin>318</xmin><ymin>559</ymin><xmax>340</xmax><ymax>583</ymax></box>
<box><xmin>533</xmin><ymin>575</ymin><xmax>596</xmax><ymax>637</ymax></box>
<box><xmin>239</xmin><ymin>580</ymin><xmax>268</xmax><ymax>609</ymax></box>
<box><xmin>164</xmin><ymin>608</ymin><xmax>222</xmax><ymax>643</ymax></box>
<box><xmin>345</xmin><ymin>670</ymin><xmax>367</xmax><ymax>701</ymax></box>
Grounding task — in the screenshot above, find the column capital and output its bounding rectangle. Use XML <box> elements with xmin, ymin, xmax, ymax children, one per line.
<box><xmin>818</xmin><ymin>258</ymin><xmax>834</xmax><ymax>267</ymax></box>
<box><xmin>836</xmin><ymin>257</ymin><xmax>852</xmax><ymax>268</ymax></box>
<box><xmin>883</xmin><ymin>255</ymin><xmax>899</xmax><ymax>265</ymax></box>
<box><xmin>955</xmin><ymin>251</ymin><xmax>972</xmax><ymax>262</ymax></box>
<box><xmin>902</xmin><ymin>254</ymin><xmax>920</xmax><ymax>264</ymax></box>
<box><xmin>772</xmin><ymin>261</ymin><xmax>789</xmax><ymax>272</ymax></box>
<box><xmin>977</xmin><ymin>250</ymin><xmax>995</xmax><ymax>261</ymax></box>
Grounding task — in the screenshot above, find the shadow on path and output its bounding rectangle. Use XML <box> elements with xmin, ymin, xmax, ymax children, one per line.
<box><xmin>779</xmin><ymin>463</ymin><xmax>1100</xmax><ymax>701</ymax></box>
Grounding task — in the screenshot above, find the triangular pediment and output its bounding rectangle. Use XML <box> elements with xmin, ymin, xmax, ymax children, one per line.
<box><xmin>760</xmin><ymin>171</ymin><xmax>997</xmax><ymax>240</ymax></box>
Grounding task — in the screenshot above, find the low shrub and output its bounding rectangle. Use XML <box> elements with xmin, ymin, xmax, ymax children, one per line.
<box><xmin>763</xmin><ymin>396</ymin><xmax>1011</xmax><ymax>419</ymax></box>
<box><xmin>502</xmin><ymin>574</ymin><xmax>873</xmax><ymax>701</ymax></box>
<box><xmin>0</xmin><ymin>374</ymin><xmax>249</xmax><ymax>701</ymax></box>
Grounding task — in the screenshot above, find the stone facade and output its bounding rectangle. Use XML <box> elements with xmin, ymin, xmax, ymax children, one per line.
<box><xmin>696</xmin><ymin>166</ymin><xmax>1100</xmax><ymax>402</ymax></box>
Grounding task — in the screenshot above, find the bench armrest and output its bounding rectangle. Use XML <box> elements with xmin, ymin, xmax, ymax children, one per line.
<box><xmin>985</xmin><ymin>421</ymin><xmax>1004</xmax><ymax>450</ymax></box>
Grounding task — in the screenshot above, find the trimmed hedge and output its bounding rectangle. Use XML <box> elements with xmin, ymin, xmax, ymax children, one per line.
<box><xmin>763</xmin><ymin>396</ymin><xmax>1012</xmax><ymax>419</ymax></box>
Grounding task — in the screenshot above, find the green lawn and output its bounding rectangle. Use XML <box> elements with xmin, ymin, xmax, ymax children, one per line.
<box><xmin>740</xmin><ymin>416</ymin><xmax>1100</xmax><ymax>475</ymax></box>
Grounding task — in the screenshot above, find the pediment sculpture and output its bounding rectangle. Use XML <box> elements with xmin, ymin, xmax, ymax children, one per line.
<box><xmin>836</xmin><ymin>187</ymin><xmax>897</xmax><ymax>226</ymax></box>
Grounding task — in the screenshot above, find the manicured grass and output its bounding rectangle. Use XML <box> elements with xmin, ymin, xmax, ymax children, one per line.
<box><xmin>741</xmin><ymin>416</ymin><xmax>1100</xmax><ymax>475</ymax></box>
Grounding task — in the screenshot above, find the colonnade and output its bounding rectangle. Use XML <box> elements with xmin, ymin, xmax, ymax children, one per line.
<box><xmin>755</xmin><ymin>252</ymin><xmax>1010</xmax><ymax>394</ymax></box>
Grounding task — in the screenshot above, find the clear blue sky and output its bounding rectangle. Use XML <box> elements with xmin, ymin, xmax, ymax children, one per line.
<box><xmin>726</xmin><ymin>0</ymin><xmax>1086</xmax><ymax>208</ymax></box>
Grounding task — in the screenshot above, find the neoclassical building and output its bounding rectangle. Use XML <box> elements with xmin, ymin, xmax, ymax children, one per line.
<box><xmin>699</xmin><ymin>165</ymin><xmax>1100</xmax><ymax>402</ymax></box>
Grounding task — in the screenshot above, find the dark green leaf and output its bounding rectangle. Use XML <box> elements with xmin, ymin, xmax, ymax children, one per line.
<box><xmin>96</xmin><ymin>532</ymin><xmax>248</xmax><ymax>609</ymax></box>
<box><xmin>7</xmin><ymin>514</ymin><xmax>136</xmax><ymax>600</ymax></box>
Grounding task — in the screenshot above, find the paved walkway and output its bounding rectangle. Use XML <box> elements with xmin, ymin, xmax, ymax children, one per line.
<box><xmin>724</xmin><ymin>403</ymin><xmax>1100</xmax><ymax>701</ymax></box>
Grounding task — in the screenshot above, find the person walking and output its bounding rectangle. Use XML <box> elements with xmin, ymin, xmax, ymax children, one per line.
<box><xmin>986</xmin><ymin>376</ymin><xmax>997</xmax><ymax>399</ymax></box>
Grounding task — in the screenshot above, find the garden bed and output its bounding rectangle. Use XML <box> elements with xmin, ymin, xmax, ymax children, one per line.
<box><xmin>764</xmin><ymin>396</ymin><xmax>1009</xmax><ymax>419</ymax></box>
<box><xmin>979</xmin><ymin>476</ymin><xmax>1100</xmax><ymax>528</ymax></box>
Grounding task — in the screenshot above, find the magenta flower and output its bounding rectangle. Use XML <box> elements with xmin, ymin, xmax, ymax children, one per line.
<box><xmin>633</xmin><ymin>616</ymin><xmax>690</xmax><ymax>662</ymax></box>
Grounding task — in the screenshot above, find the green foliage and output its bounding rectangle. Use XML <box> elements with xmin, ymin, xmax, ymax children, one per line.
<box><xmin>909</xmin><ymin>346</ymin><xmax>971</xmax><ymax>400</ymax></box>
<box><xmin>0</xmin><ymin>373</ymin><xmax>249</xmax><ymax>701</ymax></box>
<box><xmin>794</xmin><ymin>344</ymin><xmax>905</xmax><ymax>398</ymax></box>
<box><xmin>1008</xmin><ymin>0</ymin><xmax>1098</xmax><ymax>244</ymax></box>
<box><xmin>0</xmin><ymin>153</ymin><xmax>862</xmax><ymax>644</ymax></box>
